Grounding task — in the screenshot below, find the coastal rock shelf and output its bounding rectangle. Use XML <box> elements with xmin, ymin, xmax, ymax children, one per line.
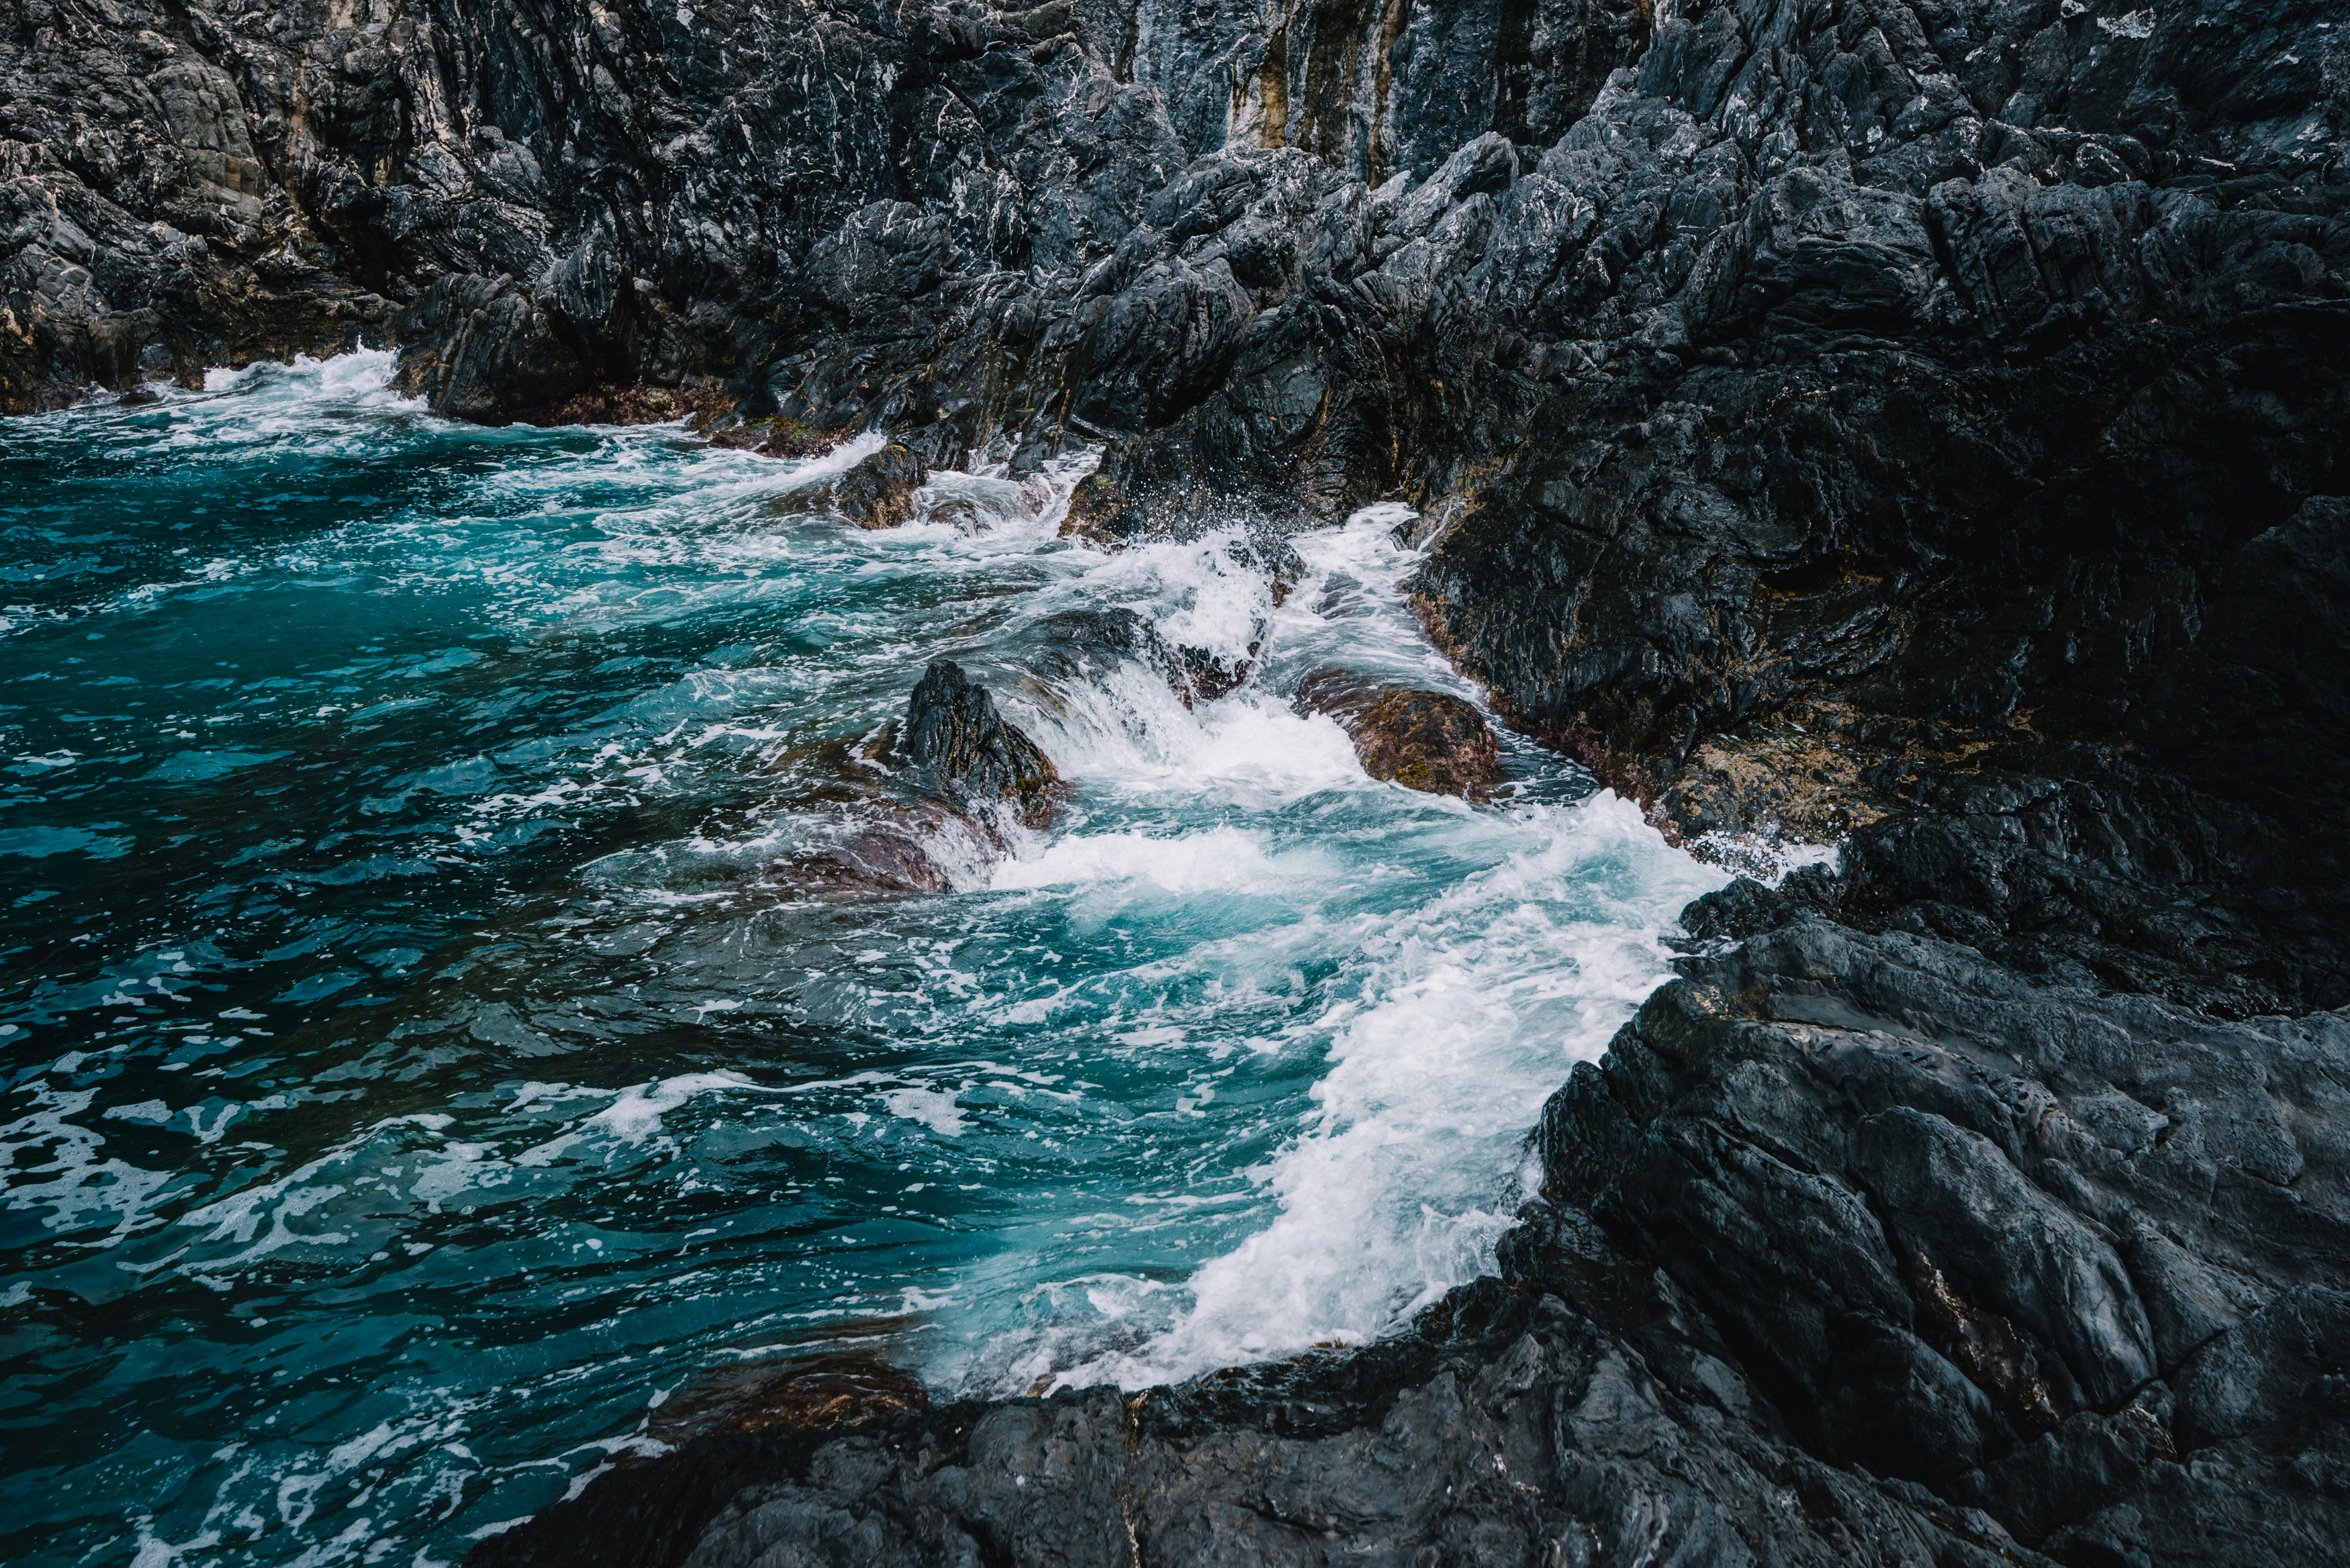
<box><xmin>4</xmin><ymin>0</ymin><xmax>2347</xmax><ymax>1564</ymax></box>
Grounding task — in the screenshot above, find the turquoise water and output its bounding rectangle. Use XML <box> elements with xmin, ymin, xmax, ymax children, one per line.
<box><xmin>0</xmin><ymin>355</ymin><xmax>1722</xmax><ymax>1568</ymax></box>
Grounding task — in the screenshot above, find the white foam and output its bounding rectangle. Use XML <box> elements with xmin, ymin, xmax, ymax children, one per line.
<box><xmin>584</xmin><ymin>1071</ymin><xmax>787</xmax><ymax>1146</ymax></box>
<box><xmin>1065</xmin><ymin>526</ymin><xmax>1272</xmax><ymax>664</ymax></box>
<box><xmin>409</xmin><ymin>1142</ymin><xmax>512</xmax><ymax>1212</ymax></box>
<box><xmin>1</xmin><ymin>1082</ymin><xmax>175</xmax><ymax>1247</ymax></box>
<box><xmin>1686</xmin><ymin>830</ymin><xmax>1842</xmax><ymax>886</ymax></box>
<box><xmin>881</xmin><ymin>1087</ymin><xmax>969</xmax><ymax>1137</ymax></box>
<box><xmin>1344</xmin><ymin>501</ymin><xmax>1421</xmax><ymax>531</ymax></box>
<box><xmin>126</xmin><ymin>1522</ymin><xmax>220</xmax><ymax>1568</ymax></box>
<box><xmin>991</xmin><ymin>825</ymin><xmax>1303</xmax><ymax>894</ymax></box>
<box><xmin>1005</xmin><ymin>791</ymin><xmax>1725</xmax><ymax>1394</ymax></box>
<box><xmin>200</xmin><ymin>347</ymin><xmax>409</xmax><ymax>404</ymax></box>
<box><xmin>1025</xmin><ymin>669</ymin><xmax>1371</xmax><ymax>809</ymax></box>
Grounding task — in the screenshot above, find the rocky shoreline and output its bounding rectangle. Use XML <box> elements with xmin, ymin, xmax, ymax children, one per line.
<box><xmin>9</xmin><ymin>0</ymin><xmax>2347</xmax><ymax>1561</ymax></box>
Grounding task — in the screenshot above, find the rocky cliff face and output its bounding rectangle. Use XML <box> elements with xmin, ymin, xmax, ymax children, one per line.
<box><xmin>10</xmin><ymin>0</ymin><xmax>2349</xmax><ymax>1561</ymax></box>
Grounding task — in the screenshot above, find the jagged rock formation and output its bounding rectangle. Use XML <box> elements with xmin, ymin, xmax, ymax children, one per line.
<box><xmin>10</xmin><ymin>0</ymin><xmax>2350</xmax><ymax>1561</ymax></box>
<box><xmin>904</xmin><ymin>657</ymin><xmax>1064</xmax><ymax>828</ymax></box>
<box><xmin>0</xmin><ymin>0</ymin><xmax>1634</xmax><ymax>426</ymax></box>
<box><xmin>1531</xmin><ymin>906</ymin><xmax>2350</xmax><ymax>1561</ymax></box>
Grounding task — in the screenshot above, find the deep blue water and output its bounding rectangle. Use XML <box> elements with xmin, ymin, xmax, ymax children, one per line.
<box><xmin>0</xmin><ymin>355</ymin><xmax>1722</xmax><ymax>1568</ymax></box>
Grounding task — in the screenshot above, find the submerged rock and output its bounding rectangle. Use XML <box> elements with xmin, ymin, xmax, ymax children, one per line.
<box><xmin>1021</xmin><ymin>607</ymin><xmax>1184</xmax><ymax>697</ymax></box>
<box><xmin>778</xmin><ymin>810</ymin><xmax>966</xmax><ymax>899</ymax></box>
<box><xmin>904</xmin><ymin>658</ymin><xmax>1060</xmax><ymax>830</ymax></box>
<box><xmin>756</xmin><ymin>722</ymin><xmax>963</xmax><ymax>898</ymax></box>
<box><xmin>647</xmin><ymin>1353</ymin><xmax>929</xmax><ymax>1447</ymax></box>
<box><xmin>1295</xmin><ymin>669</ymin><xmax>1505</xmax><ymax>799</ymax></box>
<box><xmin>1172</xmin><ymin>642</ymin><xmax>1258</xmax><ymax>703</ymax></box>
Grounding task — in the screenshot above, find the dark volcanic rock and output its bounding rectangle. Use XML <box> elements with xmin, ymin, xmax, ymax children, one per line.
<box><xmin>1531</xmin><ymin>916</ymin><xmax>2350</xmax><ymax>1559</ymax></box>
<box><xmin>1295</xmin><ymin>667</ymin><xmax>1507</xmax><ymax>797</ymax></box>
<box><xmin>832</xmin><ymin>442</ymin><xmax>928</xmax><ymax>529</ymax></box>
<box><xmin>904</xmin><ymin>658</ymin><xmax>1061</xmax><ymax>829</ymax></box>
<box><xmin>477</xmin><ymin>903</ymin><xmax>2350</xmax><ymax>1568</ymax></box>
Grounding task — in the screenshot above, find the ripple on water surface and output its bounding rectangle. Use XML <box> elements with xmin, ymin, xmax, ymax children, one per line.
<box><xmin>0</xmin><ymin>355</ymin><xmax>1724</xmax><ymax>1568</ymax></box>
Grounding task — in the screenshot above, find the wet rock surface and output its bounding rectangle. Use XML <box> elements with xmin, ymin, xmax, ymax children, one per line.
<box><xmin>1295</xmin><ymin>667</ymin><xmax>1507</xmax><ymax>797</ymax></box>
<box><xmin>15</xmin><ymin>0</ymin><xmax>2350</xmax><ymax>1561</ymax></box>
<box><xmin>832</xmin><ymin>443</ymin><xmax>929</xmax><ymax>529</ymax></box>
<box><xmin>647</xmin><ymin>1354</ymin><xmax>931</xmax><ymax>1448</ymax></box>
<box><xmin>756</xmin><ymin>656</ymin><xmax>1063</xmax><ymax>899</ymax></box>
<box><xmin>903</xmin><ymin>658</ymin><xmax>1062</xmax><ymax>830</ymax></box>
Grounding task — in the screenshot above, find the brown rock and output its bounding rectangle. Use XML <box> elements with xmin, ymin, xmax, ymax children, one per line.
<box><xmin>692</xmin><ymin>408</ymin><xmax>846</xmax><ymax>460</ymax></box>
<box><xmin>1057</xmin><ymin>471</ymin><xmax>1135</xmax><ymax>542</ymax></box>
<box><xmin>833</xmin><ymin>442</ymin><xmax>928</xmax><ymax>528</ymax></box>
<box><xmin>1294</xmin><ymin>668</ymin><xmax>1505</xmax><ymax>799</ymax></box>
<box><xmin>534</xmin><ymin>384</ymin><xmax>731</xmax><ymax>427</ymax></box>
<box><xmin>647</xmin><ymin>1353</ymin><xmax>929</xmax><ymax>1447</ymax></box>
<box><xmin>756</xmin><ymin>419</ymin><xmax>843</xmax><ymax>459</ymax></box>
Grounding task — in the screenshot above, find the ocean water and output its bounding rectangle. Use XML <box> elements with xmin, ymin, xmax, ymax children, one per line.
<box><xmin>0</xmin><ymin>356</ymin><xmax>1724</xmax><ymax>1568</ymax></box>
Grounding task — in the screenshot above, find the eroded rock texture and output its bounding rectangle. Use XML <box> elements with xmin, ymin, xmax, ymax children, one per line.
<box><xmin>12</xmin><ymin>0</ymin><xmax>2350</xmax><ymax>1562</ymax></box>
<box><xmin>1295</xmin><ymin>665</ymin><xmax>1508</xmax><ymax>795</ymax></box>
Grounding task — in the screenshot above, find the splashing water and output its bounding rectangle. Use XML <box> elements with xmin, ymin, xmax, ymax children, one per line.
<box><xmin>0</xmin><ymin>356</ymin><xmax>1724</xmax><ymax>1567</ymax></box>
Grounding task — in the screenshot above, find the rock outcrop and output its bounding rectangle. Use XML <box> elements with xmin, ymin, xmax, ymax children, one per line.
<box><xmin>1295</xmin><ymin>667</ymin><xmax>1508</xmax><ymax>797</ymax></box>
<box><xmin>833</xmin><ymin>442</ymin><xmax>929</xmax><ymax>529</ymax></box>
<box><xmin>1530</xmin><ymin>909</ymin><xmax>2350</xmax><ymax>1561</ymax></box>
<box><xmin>10</xmin><ymin>0</ymin><xmax>2350</xmax><ymax>1561</ymax></box>
<box><xmin>757</xmin><ymin>658</ymin><xmax>1063</xmax><ymax>897</ymax></box>
<box><xmin>472</xmin><ymin>887</ymin><xmax>2350</xmax><ymax>1568</ymax></box>
<box><xmin>904</xmin><ymin>658</ymin><xmax>1062</xmax><ymax>830</ymax></box>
